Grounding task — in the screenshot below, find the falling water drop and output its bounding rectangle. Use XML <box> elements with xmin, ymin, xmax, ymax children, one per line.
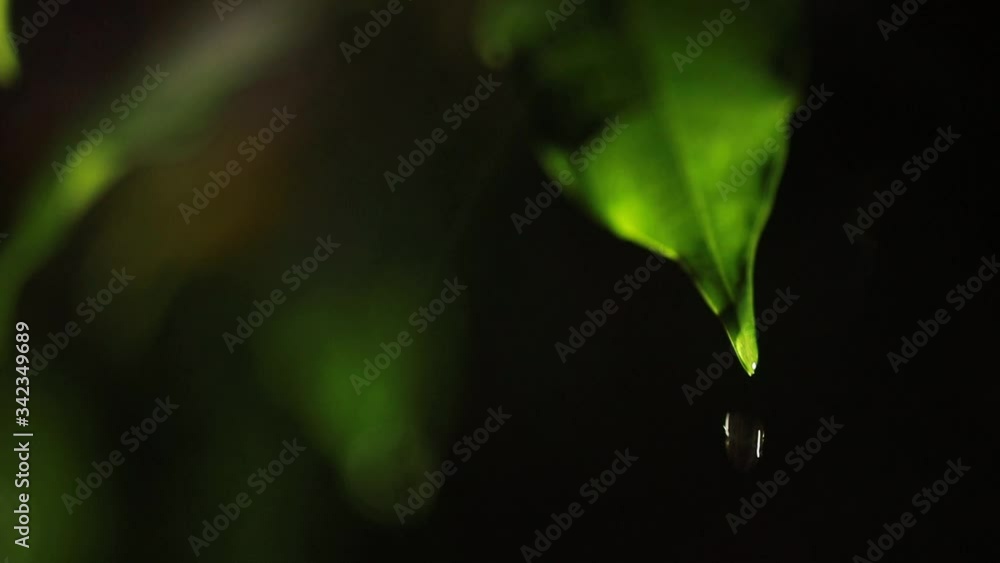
<box><xmin>723</xmin><ymin>411</ymin><xmax>765</xmax><ymax>472</ymax></box>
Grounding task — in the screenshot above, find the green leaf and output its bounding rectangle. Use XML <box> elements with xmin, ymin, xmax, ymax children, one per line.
<box><xmin>0</xmin><ymin>0</ymin><xmax>19</xmax><ymax>85</ymax></box>
<box><xmin>477</xmin><ymin>0</ymin><xmax>803</xmax><ymax>375</ymax></box>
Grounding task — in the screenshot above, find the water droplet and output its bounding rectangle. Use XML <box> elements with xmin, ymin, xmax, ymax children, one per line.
<box><xmin>724</xmin><ymin>411</ymin><xmax>764</xmax><ymax>472</ymax></box>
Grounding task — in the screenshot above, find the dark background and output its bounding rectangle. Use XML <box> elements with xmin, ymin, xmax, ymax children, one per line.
<box><xmin>1</xmin><ymin>0</ymin><xmax>995</xmax><ymax>561</ymax></box>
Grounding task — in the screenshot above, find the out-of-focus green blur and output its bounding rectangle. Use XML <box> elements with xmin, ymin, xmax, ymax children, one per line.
<box><xmin>0</xmin><ymin>1</ymin><xmax>477</xmax><ymax>559</ymax></box>
<box><xmin>0</xmin><ymin>0</ymin><xmax>18</xmax><ymax>85</ymax></box>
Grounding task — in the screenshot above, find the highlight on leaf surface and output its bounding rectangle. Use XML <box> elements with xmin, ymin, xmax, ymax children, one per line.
<box><xmin>476</xmin><ymin>0</ymin><xmax>804</xmax><ymax>375</ymax></box>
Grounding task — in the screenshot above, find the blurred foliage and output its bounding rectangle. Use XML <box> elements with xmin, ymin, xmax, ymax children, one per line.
<box><xmin>0</xmin><ymin>0</ymin><xmax>16</xmax><ymax>85</ymax></box>
<box><xmin>258</xmin><ymin>280</ymin><xmax>463</xmax><ymax>523</ymax></box>
<box><xmin>476</xmin><ymin>0</ymin><xmax>804</xmax><ymax>374</ymax></box>
<box><xmin>0</xmin><ymin>1</ymin><xmax>310</xmax><ymax>338</ymax></box>
<box><xmin>0</xmin><ymin>0</ymin><xmax>473</xmax><ymax>557</ymax></box>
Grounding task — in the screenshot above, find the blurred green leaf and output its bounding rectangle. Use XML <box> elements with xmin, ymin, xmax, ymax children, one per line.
<box><xmin>0</xmin><ymin>0</ymin><xmax>317</xmax><ymax>347</ymax></box>
<box><xmin>0</xmin><ymin>0</ymin><xmax>18</xmax><ymax>85</ymax></box>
